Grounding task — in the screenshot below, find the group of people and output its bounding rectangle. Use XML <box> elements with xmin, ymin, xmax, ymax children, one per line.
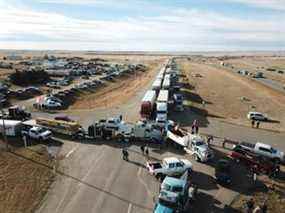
<box><xmin>251</xmin><ymin>119</ymin><xmax>261</xmax><ymax>128</ymax></box>
<box><xmin>245</xmin><ymin>198</ymin><xmax>267</xmax><ymax>213</ymax></box>
<box><xmin>122</xmin><ymin>145</ymin><xmax>150</xmax><ymax>161</ymax></box>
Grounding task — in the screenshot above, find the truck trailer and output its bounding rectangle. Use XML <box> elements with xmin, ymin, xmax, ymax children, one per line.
<box><xmin>0</xmin><ymin>119</ymin><xmax>23</xmax><ymax>136</ymax></box>
<box><xmin>140</xmin><ymin>90</ymin><xmax>157</xmax><ymax>119</ymax></box>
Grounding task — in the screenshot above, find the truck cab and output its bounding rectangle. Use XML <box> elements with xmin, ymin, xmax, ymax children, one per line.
<box><xmin>189</xmin><ymin>134</ymin><xmax>214</xmax><ymax>162</ymax></box>
<box><xmin>156</xmin><ymin>102</ymin><xmax>167</xmax><ymax>126</ymax></box>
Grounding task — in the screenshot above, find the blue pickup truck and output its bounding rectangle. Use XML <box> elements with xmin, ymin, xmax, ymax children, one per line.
<box><xmin>154</xmin><ymin>176</ymin><xmax>197</xmax><ymax>213</ymax></box>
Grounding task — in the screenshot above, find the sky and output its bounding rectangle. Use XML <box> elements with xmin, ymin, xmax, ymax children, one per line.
<box><xmin>0</xmin><ymin>0</ymin><xmax>284</xmax><ymax>51</ymax></box>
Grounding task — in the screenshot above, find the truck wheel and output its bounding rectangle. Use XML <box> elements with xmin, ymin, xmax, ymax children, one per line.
<box><xmin>194</xmin><ymin>154</ymin><xmax>200</xmax><ymax>162</ymax></box>
<box><xmin>155</xmin><ymin>173</ymin><xmax>164</xmax><ymax>182</ymax></box>
<box><xmin>273</xmin><ymin>158</ymin><xmax>280</xmax><ymax>164</ymax></box>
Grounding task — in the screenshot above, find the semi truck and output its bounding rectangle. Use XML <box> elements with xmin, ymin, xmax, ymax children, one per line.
<box><xmin>88</xmin><ymin>118</ymin><xmax>162</xmax><ymax>142</ymax></box>
<box><xmin>0</xmin><ymin>105</ymin><xmax>31</xmax><ymax>121</ymax></box>
<box><xmin>167</xmin><ymin>125</ymin><xmax>214</xmax><ymax>162</ymax></box>
<box><xmin>152</xmin><ymin>78</ymin><xmax>162</xmax><ymax>94</ymax></box>
<box><xmin>140</xmin><ymin>90</ymin><xmax>157</xmax><ymax>119</ymax></box>
<box><xmin>156</xmin><ymin>90</ymin><xmax>169</xmax><ymax>126</ymax></box>
<box><xmin>162</xmin><ymin>77</ymin><xmax>170</xmax><ymax>90</ymax></box>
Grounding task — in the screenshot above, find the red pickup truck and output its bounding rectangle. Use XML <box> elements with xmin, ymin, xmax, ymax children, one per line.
<box><xmin>229</xmin><ymin>148</ymin><xmax>279</xmax><ymax>175</ymax></box>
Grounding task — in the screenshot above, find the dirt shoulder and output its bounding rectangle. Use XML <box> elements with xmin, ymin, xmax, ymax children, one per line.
<box><xmin>178</xmin><ymin>58</ymin><xmax>285</xmax><ymax>132</ymax></box>
<box><xmin>0</xmin><ymin>147</ymin><xmax>55</xmax><ymax>213</ymax></box>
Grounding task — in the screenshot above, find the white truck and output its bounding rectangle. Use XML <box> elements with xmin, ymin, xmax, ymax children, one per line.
<box><xmin>162</xmin><ymin>77</ymin><xmax>170</xmax><ymax>90</ymax></box>
<box><xmin>152</xmin><ymin>78</ymin><xmax>162</xmax><ymax>93</ymax></box>
<box><xmin>187</xmin><ymin>134</ymin><xmax>214</xmax><ymax>162</ymax></box>
<box><xmin>167</xmin><ymin>126</ymin><xmax>214</xmax><ymax>162</ymax></box>
<box><xmin>156</xmin><ymin>90</ymin><xmax>169</xmax><ymax>126</ymax></box>
<box><xmin>130</xmin><ymin>120</ymin><xmax>162</xmax><ymax>141</ymax></box>
<box><xmin>22</xmin><ymin>126</ymin><xmax>52</xmax><ymax>141</ymax></box>
<box><xmin>235</xmin><ymin>142</ymin><xmax>285</xmax><ymax>163</ymax></box>
<box><xmin>146</xmin><ymin>157</ymin><xmax>192</xmax><ymax>180</ymax></box>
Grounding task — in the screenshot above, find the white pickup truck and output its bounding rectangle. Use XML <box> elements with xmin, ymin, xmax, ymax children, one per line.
<box><xmin>235</xmin><ymin>142</ymin><xmax>285</xmax><ymax>163</ymax></box>
<box><xmin>146</xmin><ymin>157</ymin><xmax>192</xmax><ymax>180</ymax></box>
<box><xmin>22</xmin><ymin>126</ymin><xmax>52</xmax><ymax>141</ymax></box>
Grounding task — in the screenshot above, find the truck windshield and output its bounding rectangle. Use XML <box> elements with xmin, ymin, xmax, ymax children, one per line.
<box><xmin>158</xmin><ymin>199</ymin><xmax>177</xmax><ymax>209</ymax></box>
<box><xmin>157</xmin><ymin>110</ymin><xmax>166</xmax><ymax>114</ymax></box>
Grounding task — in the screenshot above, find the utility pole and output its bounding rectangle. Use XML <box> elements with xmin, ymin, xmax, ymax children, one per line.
<box><xmin>0</xmin><ymin>107</ymin><xmax>8</xmax><ymax>150</ymax></box>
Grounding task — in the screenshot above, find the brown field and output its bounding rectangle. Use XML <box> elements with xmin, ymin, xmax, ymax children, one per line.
<box><xmin>0</xmin><ymin>147</ymin><xmax>55</xmax><ymax>213</ymax></box>
<box><xmin>178</xmin><ymin>58</ymin><xmax>285</xmax><ymax>131</ymax></box>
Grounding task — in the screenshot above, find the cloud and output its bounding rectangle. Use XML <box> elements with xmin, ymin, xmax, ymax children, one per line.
<box><xmin>0</xmin><ymin>1</ymin><xmax>284</xmax><ymax>51</ymax></box>
<box><xmin>228</xmin><ymin>0</ymin><xmax>285</xmax><ymax>11</ymax></box>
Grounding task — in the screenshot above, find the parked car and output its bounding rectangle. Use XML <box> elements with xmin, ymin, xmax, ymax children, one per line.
<box><xmin>43</xmin><ymin>99</ymin><xmax>62</xmax><ymax>109</ymax></box>
<box><xmin>247</xmin><ymin>111</ymin><xmax>268</xmax><ymax>121</ymax></box>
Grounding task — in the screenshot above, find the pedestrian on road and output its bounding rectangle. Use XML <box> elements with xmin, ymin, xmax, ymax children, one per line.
<box><xmin>207</xmin><ymin>135</ymin><xmax>213</xmax><ymax>146</ymax></box>
<box><xmin>122</xmin><ymin>148</ymin><xmax>129</xmax><ymax>161</ymax></box>
<box><xmin>195</xmin><ymin>126</ymin><xmax>199</xmax><ymax>134</ymax></box>
<box><xmin>256</xmin><ymin>121</ymin><xmax>260</xmax><ymax>129</ymax></box>
<box><xmin>145</xmin><ymin>147</ymin><xmax>149</xmax><ymax>159</ymax></box>
<box><xmin>140</xmin><ymin>145</ymin><xmax>145</xmax><ymax>155</ymax></box>
<box><xmin>261</xmin><ymin>201</ymin><xmax>267</xmax><ymax>213</ymax></box>
<box><xmin>251</xmin><ymin>119</ymin><xmax>255</xmax><ymax>128</ymax></box>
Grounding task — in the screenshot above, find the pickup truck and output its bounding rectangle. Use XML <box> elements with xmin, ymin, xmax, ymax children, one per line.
<box><xmin>234</xmin><ymin>142</ymin><xmax>285</xmax><ymax>163</ymax></box>
<box><xmin>146</xmin><ymin>157</ymin><xmax>192</xmax><ymax>180</ymax></box>
<box><xmin>22</xmin><ymin>126</ymin><xmax>52</xmax><ymax>141</ymax></box>
<box><xmin>229</xmin><ymin>147</ymin><xmax>278</xmax><ymax>175</ymax></box>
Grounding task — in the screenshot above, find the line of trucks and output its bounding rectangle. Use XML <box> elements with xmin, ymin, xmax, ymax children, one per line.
<box><xmin>140</xmin><ymin>59</ymin><xmax>182</xmax><ymax>127</ymax></box>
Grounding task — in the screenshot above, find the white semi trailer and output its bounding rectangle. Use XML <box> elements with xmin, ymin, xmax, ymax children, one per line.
<box><xmin>0</xmin><ymin>120</ymin><xmax>23</xmax><ymax>136</ymax></box>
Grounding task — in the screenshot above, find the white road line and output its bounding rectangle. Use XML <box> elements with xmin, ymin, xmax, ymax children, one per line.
<box><xmin>64</xmin><ymin>145</ymin><xmax>78</xmax><ymax>158</ymax></box>
<box><xmin>127</xmin><ymin>203</ymin><xmax>132</xmax><ymax>213</ymax></box>
<box><xmin>137</xmin><ymin>167</ymin><xmax>154</xmax><ymax>198</ymax></box>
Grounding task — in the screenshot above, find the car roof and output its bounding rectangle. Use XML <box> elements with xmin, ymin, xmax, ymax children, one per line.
<box><xmin>163</xmin><ymin>157</ymin><xmax>180</xmax><ymax>164</ymax></box>
<box><xmin>256</xmin><ymin>142</ymin><xmax>272</xmax><ymax>149</ymax></box>
<box><xmin>162</xmin><ymin>177</ymin><xmax>187</xmax><ymax>188</ymax></box>
<box><xmin>249</xmin><ymin>111</ymin><xmax>263</xmax><ymax>115</ymax></box>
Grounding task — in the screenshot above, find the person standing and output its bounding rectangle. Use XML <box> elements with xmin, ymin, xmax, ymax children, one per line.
<box><xmin>140</xmin><ymin>145</ymin><xmax>145</xmax><ymax>155</ymax></box>
<box><xmin>256</xmin><ymin>121</ymin><xmax>260</xmax><ymax>129</ymax></box>
<box><xmin>145</xmin><ymin>147</ymin><xmax>149</xmax><ymax>159</ymax></box>
<box><xmin>251</xmin><ymin>119</ymin><xmax>255</xmax><ymax>128</ymax></box>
